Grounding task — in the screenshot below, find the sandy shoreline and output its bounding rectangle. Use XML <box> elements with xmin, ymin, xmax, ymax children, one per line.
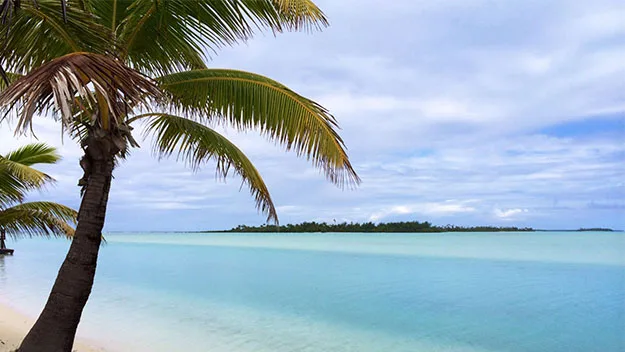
<box><xmin>0</xmin><ymin>303</ymin><xmax>106</xmax><ymax>352</ymax></box>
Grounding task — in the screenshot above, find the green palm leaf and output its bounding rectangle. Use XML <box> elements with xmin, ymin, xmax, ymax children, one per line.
<box><xmin>0</xmin><ymin>169</ymin><xmax>25</xmax><ymax>206</ymax></box>
<box><xmin>5</xmin><ymin>201</ymin><xmax>77</xmax><ymax>224</ymax></box>
<box><xmin>88</xmin><ymin>0</ymin><xmax>132</xmax><ymax>33</ymax></box>
<box><xmin>0</xmin><ymin>144</ymin><xmax>76</xmax><ymax>239</ymax></box>
<box><xmin>138</xmin><ymin>113</ymin><xmax>278</xmax><ymax>222</ymax></box>
<box><xmin>253</xmin><ymin>0</ymin><xmax>329</xmax><ymax>31</ymax></box>
<box><xmin>0</xmin><ymin>0</ymin><xmax>70</xmax><ymax>24</ymax></box>
<box><xmin>116</xmin><ymin>0</ymin><xmax>210</xmax><ymax>74</ymax></box>
<box><xmin>157</xmin><ymin>69</ymin><xmax>360</xmax><ymax>188</ymax></box>
<box><xmin>114</xmin><ymin>0</ymin><xmax>328</xmax><ymax>76</ymax></box>
<box><xmin>0</xmin><ymin>201</ymin><xmax>77</xmax><ymax>238</ymax></box>
<box><xmin>0</xmin><ymin>0</ymin><xmax>113</xmax><ymax>74</ymax></box>
<box><xmin>4</xmin><ymin>142</ymin><xmax>61</xmax><ymax>166</ymax></box>
<box><xmin>0</xmin><ymin>143</ymin><xmax>60</xmax><ymax>206</ymax></box>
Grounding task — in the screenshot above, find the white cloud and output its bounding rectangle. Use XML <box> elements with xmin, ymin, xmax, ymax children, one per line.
<box><xmin>368</xmin><ymin>201</ymin><xmax>477</xmax><ymax>222</ymax></box>
<box><xmin>494</xmin><ymin>208</ymin><xmax>529</xmax><ymax>219</ymax></box>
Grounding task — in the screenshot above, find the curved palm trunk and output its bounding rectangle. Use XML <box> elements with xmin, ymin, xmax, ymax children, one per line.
<box><xmin>19</xmin><ymin>136</ymin><xmax>116</xmax><ymax>352</ymax></box>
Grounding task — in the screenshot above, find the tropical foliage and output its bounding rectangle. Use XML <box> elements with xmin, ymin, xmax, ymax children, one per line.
<box><xmin>225</xmin><ymin>221</ymin><xmax>536</xmax><ymax>233</ymax></box>
<box><xmin>0</xmin><ymin>143</ymin><xmax>76</xmax><ymax>249</ymax></box>
<box><xmin>0</xmin><ymin>1</ymin><xmax>358</xmax><ymax>351</ymax></box>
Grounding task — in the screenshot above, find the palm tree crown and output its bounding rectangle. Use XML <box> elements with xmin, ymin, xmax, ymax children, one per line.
<box><xmin>1</xmin><ymin>0</ymin><xmax>359</xmax><ymax>222</ymax></box>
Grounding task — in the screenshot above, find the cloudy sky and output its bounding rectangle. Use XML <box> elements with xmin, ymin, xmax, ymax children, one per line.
<box><xmin>1</xmin><ymin>0</ymin><xmax>624</xmax><ymax>231</ymax></box>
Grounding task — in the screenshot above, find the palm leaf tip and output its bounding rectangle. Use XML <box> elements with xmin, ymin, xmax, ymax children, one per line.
<box><xmin>157</xmin><ymin>69</ymin><xmax>360</xmax><ymax>189</ymax></box>
<box><xmin>270</xmin><ymin>0</ymin><xmax>330</xmax><ymax>31</ymax></box>
<box><xmin>0</xmin><ymin>52</ymin><xmax>162</xmax><ymax>134</ymax></box>
<box><xmin>141</xmin><ymin>113</ymin><xmax>278</xmax><ymax>223</ymax></box>
<box><xmin>5</xmin><ymin>142</ymin><xmax>61</xmax><ymax>165</ymax></box>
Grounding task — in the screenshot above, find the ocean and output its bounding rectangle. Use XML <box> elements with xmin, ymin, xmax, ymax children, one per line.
<box><xmin>1</xmin><ymin>232</ymin><xmax>624</xmax><ymax>351</ymax></box>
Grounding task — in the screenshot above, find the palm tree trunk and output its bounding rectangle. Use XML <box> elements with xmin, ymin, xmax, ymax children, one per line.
<box><xmin>18</xmin><ymin>137</ymin><xmax>116</xmax><ymax>352</ymax></box>
<box><xmin>0</xmin><ymin>229</ymin><xmax>6</xmax><ymax>249</ymax></box>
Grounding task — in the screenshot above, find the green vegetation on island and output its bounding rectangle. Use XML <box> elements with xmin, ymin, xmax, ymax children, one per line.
<box><xmin>576</xmin><ymin>228</ymin><xmax>614</xmax><ymax>232</ymax></box>
<box><xmin>220</xmin><ymin>221</ymin><xmax>535</xmax><ymax>233</ymax></box>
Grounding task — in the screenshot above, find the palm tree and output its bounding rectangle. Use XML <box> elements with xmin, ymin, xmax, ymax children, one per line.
<box><xmin>0</xmin><ymin>143</ymin><xmax>77</xmax><ymax>251</ymax></box>
<box><xmin>0</xmin><ymin>1</ymin><xmax>359</xmax><ymax>351</ymax></box>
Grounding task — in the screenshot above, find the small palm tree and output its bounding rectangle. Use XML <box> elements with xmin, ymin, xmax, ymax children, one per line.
<box><xmin>0</xmin><ymin>143</ymin><xmax>77</xmax><ymax>251</ymax></box>
<box><xmin>0</xmin><ymin>1</ymin><xmax>359</xmax><ymax>351</ymax></box>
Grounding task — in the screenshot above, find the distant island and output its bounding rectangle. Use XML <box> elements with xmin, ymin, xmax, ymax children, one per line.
<box><xmin>575</xmin><ymin>228</ymin><xmax>614</xmax><ymax>232</ymax></box>
<box><xmin>207</xmin><ymin>221</ymin><xmax>615</xmax><ymax>233</ymax></box>
<box><xmin>214</xmin><ymin>221</ymin><xmax>535</xmax><ymax>233</ymax></box>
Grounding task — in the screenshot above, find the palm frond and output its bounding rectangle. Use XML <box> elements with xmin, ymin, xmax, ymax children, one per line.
<box><xmin>241</xmin><ymin>0</ymin><xmax>329</xmax><ymax>32</ymax></box>
<box><xmin>0</xmin><ymin>170</ymin><xmax>26</xmax><ymax>206</ymax></box>
<box><xmin>0</xmin><ymin>0</ymin><xmax>113</xmax><ymax>74</ymax></box>
<box><xmin>0</xmin><ymin>143</ymin><xmax>59</xmax><ymax>206</ymax></box>
<box><xmin>4</xmin><ymin>142</ymin><xmax>60</xmax><ymax>166</ymax></box>
<box><xmin>138</xmin><ymin>113</ymin><xmax>278</xmax><ymax>223</ymax></box>
<box><xmin>0</xmin><ymin>0</ymin><xmax>23</xmax><ymax>25</ymax></box>
<box><xmin>0</xmin><ymin>201</ymin><xmax>76</xmax><ymax>238</ymax></box>
<box><xmin>0</xmin><ymin>160</ymin><xmax>52</xmax><ymax>203</ymax></box>
<box><xmin>117</xmin><ymin>0</ymin><xmax>245</xmax><ymax>75</ymax></box>
<box><xmin>0</xmin><ymin>52</ymin><xmax>161</xmax><ymax>134</ymax></box>
<box><xmin>157</xmin><ymin>69</ymin><xmax>360</xmax><ymax>188</ymax></box>
<box><xmin>0</xmin><ymin>156</ymin><xmax>54</xmax><ymax>200</ymax></box>
<box><xmin>5</xmin><ymin>201</ymin><xmax>77</xmax><ymax>224</ymax></box>
<box><xmin>1</xmin><ymin>0</ymin><xmax>68</xmax><ymax>24</ymax></box>
<box><xmin>114</xmin><ymin>0</ymin><xmax>328</xmax><ymax>76</ymax></box>
<box><xmin>88</xmin><ymin>0</ymin><xmax>132</xmax><ymax>33</ymax></box>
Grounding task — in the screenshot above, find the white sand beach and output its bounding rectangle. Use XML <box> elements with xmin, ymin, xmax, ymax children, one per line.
<box><xmin>0</xmin><ymin>303</ymin><xmax>105</xmax><ymax>352</ymax></box>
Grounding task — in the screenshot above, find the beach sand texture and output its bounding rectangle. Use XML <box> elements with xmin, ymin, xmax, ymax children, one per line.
<box><xmin>0</xmin><ymin>303</ymin><xmax>104</xmax><ymax>352</ymax></box>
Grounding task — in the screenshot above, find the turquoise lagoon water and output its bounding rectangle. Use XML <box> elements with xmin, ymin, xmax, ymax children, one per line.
<box><xmin>1</xmin><ymin>232</ymin><xmax>624</xmax><ymax>351</ymax></box>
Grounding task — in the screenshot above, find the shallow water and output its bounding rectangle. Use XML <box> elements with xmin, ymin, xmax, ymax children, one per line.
<box><xmin>1</xmin><ymin>232</ymin><xmax>624</xmax><ymax>351</ymax></box>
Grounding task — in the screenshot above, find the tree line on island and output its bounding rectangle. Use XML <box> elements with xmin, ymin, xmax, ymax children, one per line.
<box><xmin>214</xmin><ymin>222</ymin><xmax>616</xmax><ymax>233</ymax></box>
<box><xmin>219</xmin><ymin>221</ymin><xmax>535</xmax><ymax>233</ymax></box>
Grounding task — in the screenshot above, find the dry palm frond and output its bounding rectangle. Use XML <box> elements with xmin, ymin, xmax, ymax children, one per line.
<box><xmin>0</xmin><ymin>52</ymin><xmax>161</xmax><ymax>134</ymax></box>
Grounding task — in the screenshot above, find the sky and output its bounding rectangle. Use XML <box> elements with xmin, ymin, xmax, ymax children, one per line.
<box><xmin>1</xmin><ymin>0</ymin><xmax>624</xmax><ymax>231</ymax></box>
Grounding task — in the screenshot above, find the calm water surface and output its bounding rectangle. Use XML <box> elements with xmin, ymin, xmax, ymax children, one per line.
<box><xmin>1</xmin><ymin>232</ymin><xmax>624</xmax><ymax>351</ymax></box>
